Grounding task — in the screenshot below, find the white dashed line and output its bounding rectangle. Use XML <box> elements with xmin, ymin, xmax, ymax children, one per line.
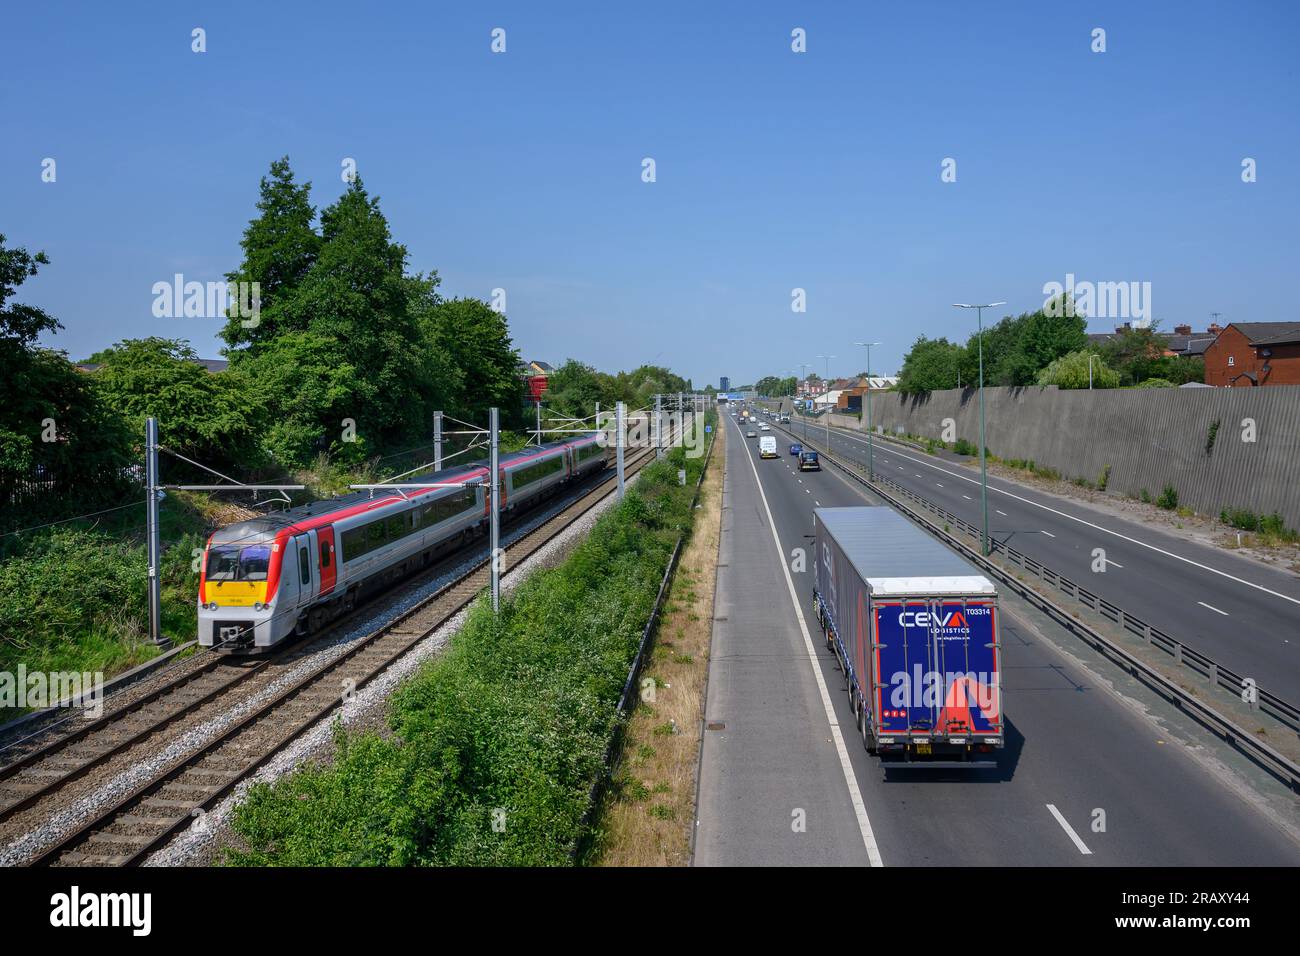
<box><xmin>1198</xmin><ymin>601</ymin><xmax>1229</xmax><ymax>616</ymax></box>
<box><xmin>1046</xmin><ymin>804</ymin><xmax>1093</xmax><ymax>855</ymax></box>
<box><xmin>963</xmin><ymin>495</ymin><xmax>972</xmax><ymax>500</ymax></box>
<box><xmin>996</xmin><ymin>509</ymin><xmax>1008</xmax><ymax>516</ymax></box>
<box><xmin>1040</xmin><ymin>530</ymin><xmax>1056</xmax><ymax>538</ymax></box>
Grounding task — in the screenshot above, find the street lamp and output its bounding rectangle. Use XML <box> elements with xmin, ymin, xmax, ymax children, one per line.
<box><xmin>854</xmin><ymin>342</ymin><xmax>881</xmax><ymax>479</ymax></box>
<box><xmin>817</xmin><ymin>354</ymin><xmax>835</xmax><ymax>448</ymax></box>
<box><xmin>952</xmin><ymin>302</ymin><xmax>1005</xmax><ymax>556</ymax></box>
<box><xmin>800</xmin><ymin>362</ymin><xmax>811</xmax><ymax>441</ymax></box>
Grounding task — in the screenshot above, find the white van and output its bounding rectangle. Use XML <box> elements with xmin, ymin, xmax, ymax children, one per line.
<box><xmin>759</xmin><ymin>435</ymin><xmax>778</xmax><ymax>458</ymax></box>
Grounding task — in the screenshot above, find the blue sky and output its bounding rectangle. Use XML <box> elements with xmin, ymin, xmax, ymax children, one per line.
<box><xmin>4</xmin><ymin>1</ymin><xmax>1298</xmax><ymax>386</ymax></box>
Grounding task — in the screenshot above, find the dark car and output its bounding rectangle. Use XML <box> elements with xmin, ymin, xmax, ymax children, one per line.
<box><xmin>798</xmin><ymin>450</ymin><xmax>820</xmax><ymax>471</ymax></box>
<box><xmin>789</xmin><ymin>443</ymin><xmax>802</xmax><ymax>456</ymax></box>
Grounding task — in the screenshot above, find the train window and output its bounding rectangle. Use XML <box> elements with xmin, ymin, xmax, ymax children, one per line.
<box><xmin>512</xmin><ymin>456</ymin><xmax>564</xmax><ymax>488</ymax></box>
<box><xmin>320</xmin><ymin>540</ymin><xmax>331</xmax><ymax>568</ymax></box>
<box><xmin>239</xmin><ymin>546</ymin><xmax>271</xmax><ymax>581</ymax></box>
<box><xmin>205</xmin><ymin>547</ymin><xmax>240</xmax><ymax>581</ymax></box>
<box><xmin>299</xmin><ymin>547</ymin><xmax>310</xmax><ymax>585</ymax></box>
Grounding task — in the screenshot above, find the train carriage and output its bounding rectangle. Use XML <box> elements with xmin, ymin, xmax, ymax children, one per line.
<box><xmin>197</xmin><ymin>432</ymin><xmax>608</xmax><ymax>653</ymax></box>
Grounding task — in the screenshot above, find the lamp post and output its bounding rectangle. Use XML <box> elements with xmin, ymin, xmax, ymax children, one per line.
<box><xmin>817</xmin><ymin>354</ymin><xmax>835</xmax><ymax>448</ymax></box>
<box><xmin>854</xmin><ymin>341</ymin><xmax>881</xmax><ymax>480</ymax></box>
<box><xmin>952</xmin><ymin>302</ymin><xmax>1005</xmax><ymax>556</ymax></box>
<box><xmin>800</xmin><ymin>362</ymin><xmax>811</xmax><ymax>441</ymax></box>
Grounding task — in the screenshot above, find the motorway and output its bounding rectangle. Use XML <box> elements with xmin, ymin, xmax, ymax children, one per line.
<box><xmin>693</xmin><ymin>412</ymin><xmax>1300</xmax><ymax>865</ymax></box>
<box><xmin>778</xmin><ymin>414</ymin><xmax>1300</xmax><ymax>704</ymax></box>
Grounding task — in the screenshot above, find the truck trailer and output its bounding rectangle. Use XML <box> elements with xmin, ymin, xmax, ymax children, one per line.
<box><xmin>812</xmin><ymin>506</ymin><xmax>1003</xmax><ymax>768</ymax></box>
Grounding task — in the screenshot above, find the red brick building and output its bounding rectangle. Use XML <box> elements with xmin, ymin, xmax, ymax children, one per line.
<box><xmin>1203</xmin><ymin>323</ymin><xmax>1300</xmax><ymax>387</ymax></box>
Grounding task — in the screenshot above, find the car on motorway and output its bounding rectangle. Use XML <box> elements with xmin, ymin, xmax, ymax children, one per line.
<box><xmin>747</xmin><ymin>428</ymin><xmax>757</xmax><ymax>438</ymax></box>
<box><xmin>789</xmin><ymin>443</ymin><xmax>802</xmax><ymax>456</ymax></box>
<box><xmin>759</xmin><ymin>435</ymin><xmax>778</xmax><ymax>458</ymax></box>
<box><xmin>760</xmin><ymin>423</ymin><xmax>770</xmax><ymax>431</ymax></box>
<box><xmin>798</xmin><ymin>450</ymin><xmax>820</xmax><ymax>471</ymax></box>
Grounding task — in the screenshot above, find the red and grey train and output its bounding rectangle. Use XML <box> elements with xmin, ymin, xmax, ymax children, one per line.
<box><xmin>197</xmin><ymin>433</ymin><xmax>609</xmax><ymax>653</ymax></box>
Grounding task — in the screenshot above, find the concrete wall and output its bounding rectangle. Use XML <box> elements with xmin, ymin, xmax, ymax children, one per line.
<box><xmin>858</xmin><ymin>385</ymin><xmax>1300</xmax><ymax>528</ymax></box>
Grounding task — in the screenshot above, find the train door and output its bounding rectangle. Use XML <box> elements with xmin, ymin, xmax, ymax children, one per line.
<box><xmin>292</xmin><ymin>533</ymin><xmax>316</xmax><ymax>606</ymax></box>
<box><xmin>318</xmin><ymin>527</ymin><xmax>336</xmax><ymax>596</ymax></box>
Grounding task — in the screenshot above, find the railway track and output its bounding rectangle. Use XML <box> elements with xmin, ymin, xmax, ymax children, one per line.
<box><xmin>16</xmin><ymin>440</ymin><xmax>667</xmax><ymax>866</ymax></box>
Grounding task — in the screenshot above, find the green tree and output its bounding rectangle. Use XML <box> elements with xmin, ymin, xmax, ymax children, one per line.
<box><xmin>234</xmin><ymin>331</ymin><xmax>366</xmax><ymax>466</ymax></box>
<box><xmin>0</xmin><ymin>236</ymin><xmax>132</xmax><ymax>528</ymax></box>
<box><xmin>543</xmin><ymin>360</ymin><xmax>604</xmax><ymax>420</ymax></box>
<box><xmin>87</xmin><ymin>338</ymin><xmax>267</xmax><ymax>474</ymax></box>
<box><xmin>898</xmin><ymin>336</ymin><xmax>964</xmax><ymax>394</ymax></box>
<box><xmin>1099</xmin><ymin>323</ymin><xmax>1171</xmax><ymax>386</ymax></box>
<box><xmin>221</xmin><ymin>156</ymin><xmax>320</xmax><ymax>349</ymax></box>
<box><xmin>1035</xmin><ymin>350</ymin><xmax>1120</xmax><ymax>389</ymax></box>
<box><xmin>424</xmin><ymin>297</ymin><xmax>523</xmax><ymax>425</ymax></box>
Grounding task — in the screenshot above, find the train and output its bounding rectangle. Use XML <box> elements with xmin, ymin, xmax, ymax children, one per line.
<box><xmin>197</xmin><ymin>433</ymin><xmax>610</xmax><ymax>653</ymax></box>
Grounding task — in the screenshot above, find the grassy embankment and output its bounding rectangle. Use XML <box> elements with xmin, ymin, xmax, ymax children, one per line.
<box><xmin>224</xmin><ymin>430</ymin><xmax>714</xmax><ymax>866</ymax></box>
<box><xmin>584</xmin><ymin>416</ymin><xmax>724</xmax><ymax>865</ymax></box>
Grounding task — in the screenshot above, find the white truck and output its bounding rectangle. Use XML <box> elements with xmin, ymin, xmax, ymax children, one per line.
<box><xmin>759</xmin><ymin>435</ymin><xmax>778</xmax><ymax>458</ymax></box>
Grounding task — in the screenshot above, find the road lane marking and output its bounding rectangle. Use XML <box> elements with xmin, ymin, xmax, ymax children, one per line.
<box><xmin>963</xmin><ymin>495</ymin><xmax>972</xmax><ymax>500</ymax></box>
<box><xmin>1198</xmin><ymin>601</ymin><xmax>1229</xmax><ymax>616</ymax></box>
<box><xmin>936</xmin><ymin>483</ymin><xmax>944</xmax><ymax>488</ymax></box>
<box><xmin>825</xmin><ymin>427</ymin><xmax>1300</xmax><ymax>609</ymax></box>
<box><xmin>996</xmin><ymin>509</ymin><xmax>1008</xmax><ymax>516</ymax></box>
<box><xmin>1040</xmin><ymin>530</ymin><xmax>1056</xmax><ymax>538</ymax></box>
<box><xmin>734</xmin><ymin>417</ymin><xmax>884</xmax><ymax>866</ymax></box>
<box><xmin>1046</xmin><ymin>804</ymin><xmax>1093</xmax><ymax>855</ymax></box>
<box><xmin>1105</xmin><ymin>559</ymin><xmax>1124</xmax><ymax>569</ymax></box>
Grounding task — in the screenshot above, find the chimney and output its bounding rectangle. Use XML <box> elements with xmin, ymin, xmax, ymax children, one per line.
<box><xmin>1207</xmin><ymin>323</ymin><xmax>1222</xmax><ymax>335</ymax></box>
<box><xmin>1174</xmin><ymin>324</ymin><xmax>1191</xmax><ymax>335</ymax></box>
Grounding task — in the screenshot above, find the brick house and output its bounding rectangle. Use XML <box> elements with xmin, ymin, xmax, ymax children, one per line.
<box><xmin>1203</xmin><ymin>323</ymin><xmax>1300</xmax><ymax>387</ymax></box>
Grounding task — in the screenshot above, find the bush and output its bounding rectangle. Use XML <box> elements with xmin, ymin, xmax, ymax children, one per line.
<box><xmin>1135</xmin><ymin>377</ymin><xmax>1174</xmax><ymax>388</ymax></box>
<box><xmin>1156</xmin><ymin>485</ymin><xmax>1178</xmax><ymax>510</ymax></box>
<box><xmin>1035</xmin><ymin>350</ymin><xmax>1120</xmax><ymax>389</ymax></box>
<box><xmin>1221</xmin><ymin>508</ymin><xmax>1297</xmax><ymax>541</ymax></box>
<box><xmin>1097</xmin><ymin>464</ymin><xmax>1111</xmax><ymax>491</ymax></box>
<box><xmin>0</xmin><ymin>525</ymin><xmax>203</xmax><ymax>682</ymax></box>
<box><xmin>225</xmin><ymin>444</ymin><xmax>711</xmax><ymax>866</ymax></box>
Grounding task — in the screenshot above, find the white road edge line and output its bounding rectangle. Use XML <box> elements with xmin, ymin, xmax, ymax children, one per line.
<box><xmin>1198</xmin><ymin>601</ymin><xmax>1229</xmax><ymax>616</ymax></box>
<box><xmin>829</xmin><ymin>427</ymin><xmax>1300</xmax><ymax>609</ymax></box>
<box><xmin>733</xmin><ymin>419</ymin><xmax>884</xmax><ymax>866</ymax></box>
<box><xmin>1046</xmin><ymin>804</ymin><xmax>1093</xmax><ymax>855</ymax></box>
